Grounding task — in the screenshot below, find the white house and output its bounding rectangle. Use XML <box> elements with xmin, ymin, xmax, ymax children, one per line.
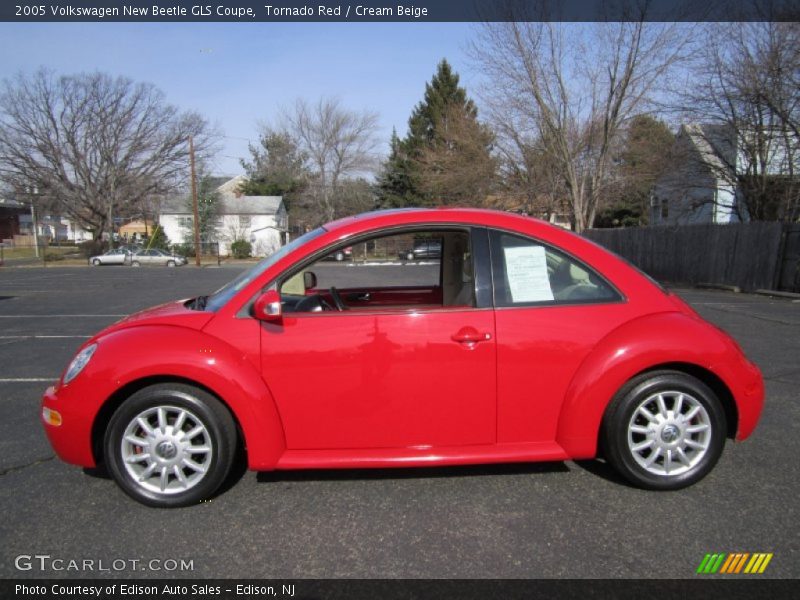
<box><xmin>159</xmin><ymin>175</ymin><xmax>287</xmax><ymax>257</ymax></box>
<box><xmin>16</xmin><ymin>213</ymin><xmax>92</xmax><ymax>242</ymax></box>
<box><xmin>650</xmin><ymin>124</ymin><xmax>746</xmax><ymax>226</ymax></box>
<box><xmin>651</xmin><ymin>123</ymin><xmax>799</xmax><ymax>225</ymax></box>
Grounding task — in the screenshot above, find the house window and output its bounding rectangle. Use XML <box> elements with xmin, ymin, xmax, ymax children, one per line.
<box><xmin>660</xmin><ymin>198</ymin><xmax>669</xmax><ymax>219</ymax></box>
<box><xmin>238</xmin><ymin>215</ymin><xmax>251</xmax><ymax>228</ymax></box>
<box><xmin>276</xmin><ymin>213</ymin><xmax>287</xmax><ymax>230</ymax></box>
<box><xmin>178</xmin><ymin>217</ymin><xmax>193</xmax><ymax>229</ymax></box>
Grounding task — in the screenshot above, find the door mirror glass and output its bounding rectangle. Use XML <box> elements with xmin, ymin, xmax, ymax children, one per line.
<box><xmin>253</xmin><ymin>290</ymin><xmax>282</xmax><ymax>321</ymax></box>
<box><xmin>303</xmin><ymin>271</ymin><xmax>317</xmax><ymax>291</ymax></box>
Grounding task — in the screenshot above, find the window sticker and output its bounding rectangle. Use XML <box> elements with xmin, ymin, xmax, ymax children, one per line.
<box><xmin>503</xmin><ymin>245</ymin><xmax>554</xmax><ymax>302</ymax></box>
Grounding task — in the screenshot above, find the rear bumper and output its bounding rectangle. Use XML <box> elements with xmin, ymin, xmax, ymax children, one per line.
<box><xmin>41</xmin><ymin>384</ymin><xmax>97</xmax><ymax>468</ymax></box>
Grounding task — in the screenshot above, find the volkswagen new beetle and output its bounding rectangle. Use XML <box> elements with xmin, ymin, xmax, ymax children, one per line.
<box><xmin>41</xmin><ymin>209</ymin><xmax>764</xmax><ymax>507</ymax></box>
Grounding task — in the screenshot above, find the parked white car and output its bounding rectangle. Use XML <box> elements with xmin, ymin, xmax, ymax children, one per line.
<box><xmin>89</xmin><ymin>248</ymin><xmax>135</xmax><ymax>266</ymax></box>
<box><xmin>130</xmin><ymin>248</ymin><xmax>187</xmax><ymax>267</ymax></box>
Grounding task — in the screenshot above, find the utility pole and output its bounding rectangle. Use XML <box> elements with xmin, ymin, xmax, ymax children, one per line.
<box><xmin>27</xmin><ymin>186</ymin><xmax>39</xmax><ymax>258</ymax></box>
<box><xmin>189</xmin><ymin>135</ymin><xmax>201</xmax><ymax>267</ymax></box>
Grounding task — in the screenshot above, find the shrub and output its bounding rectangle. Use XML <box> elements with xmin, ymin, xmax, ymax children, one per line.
<box><xmin>230</xmin><ymin>239</ymin><xmax>252</xmax><ymax>259</ymax></box>
<box><xmin>145</xmin><ymin>226</ymin><xmax>171</xmax><ymax>251</ymax></box>
<box><xmin>78</xmin><ymin>239</ymin><xmax>108</xmax><ymax>258</ymax></box>
<box><xmin>172</xmin><ymin>243</ymin><xmax>195</xmax><ymax>258</ymax></box>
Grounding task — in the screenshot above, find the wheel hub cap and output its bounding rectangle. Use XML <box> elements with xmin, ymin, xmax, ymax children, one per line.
<box><xmin>660</xmin><ymin>424</ymin><xmax>680</xmax><ymax>443</ymax></box>
<box><xmin>156</xmin><ymin>440</ymin><xmax>177</xmax><ymax>460</ymax></box>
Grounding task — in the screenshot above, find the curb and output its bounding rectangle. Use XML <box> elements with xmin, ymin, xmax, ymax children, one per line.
<box><xmin>754</xmin><ymin>289</ymin><xmax>800</xmax><ymax>301</ymax></box>
<box><xmin>696</xmin><ymin>283</ymin><xmax>742</xmax><ymax>293</ymax></box>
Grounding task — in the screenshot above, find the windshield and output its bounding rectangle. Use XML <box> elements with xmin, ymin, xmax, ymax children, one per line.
<box><xmin>204</xmin><ymin>227</ymin><xmax>326</xmax><ymax>312</ymax></box>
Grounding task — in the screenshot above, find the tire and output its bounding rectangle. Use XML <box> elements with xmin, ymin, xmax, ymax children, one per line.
<box><xmin>167</xmin><ymin>260</ymin><xmax>176</xmax><ymax>267</ymax></box>
<box><xmin>131</xmin><ymin>260</ymin><xmax>141</xmax><ymax>267</ymax></box>
<box><xmin>104</xmin><ymin>383</ymin><xmax>238</xmax><ymax>508</ymax></box>
<box><xmin>91</xmin><ymin>259</ymin><xmax>101</xmax><ymax>266</ymax></box>
<box><xmin>601</xmin><ymin>370</ymin><xmax>726</xmax><ymax>490</ymax></box>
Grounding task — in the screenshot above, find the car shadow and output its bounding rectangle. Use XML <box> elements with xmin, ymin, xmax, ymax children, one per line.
<box><xmin>571</xmin><ymin>458</ymin><xmax>635</xmax><ymax>488</ymax></box>
<box><xmin>255</xmin><ymin>461</ymin><xmax>571</xmax><ymax>484</ymax></box>
<box><xmin>82</xmin><ymin>465</ymin><xmax>110</xmax><ymax>479</ymax></box>
<box><xmin>215</xmin><ymin>443</ymin><xmax>250</xmax><ymax>497</ymax></box>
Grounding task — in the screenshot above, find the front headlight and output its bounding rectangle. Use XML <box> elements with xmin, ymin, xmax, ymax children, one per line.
<box><xmin>63</xmin><ymin>343</ymin><xmax>98</xmax><ymax>384</ymax></box>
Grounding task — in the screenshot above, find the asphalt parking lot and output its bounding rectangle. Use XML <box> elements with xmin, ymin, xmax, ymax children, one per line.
<box><xmin>0</xmin><ymin>265</ymin><xmax>797</xmax><ymax>579</ymax></box>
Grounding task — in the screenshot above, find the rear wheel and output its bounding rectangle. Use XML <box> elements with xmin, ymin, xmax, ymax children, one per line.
<box><xmin>602</xmin><ymin>370</ymin><xmax>726</xmax><ymax>490</ymax></box>
<box><xmin>104</xmin><ymin>384</ymin><xmax>237</xmax><ymax>507</ymax></box>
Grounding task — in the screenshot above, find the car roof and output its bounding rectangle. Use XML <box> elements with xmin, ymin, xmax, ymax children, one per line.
<box><xmin>323</xmin><ymin>207</ymin><xmax>562</xmax><ymax>234</ymax></box>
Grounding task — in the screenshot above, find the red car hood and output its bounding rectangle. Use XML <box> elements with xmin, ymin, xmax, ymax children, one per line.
<box><xmin>98</xmin><ymin>299</ymin><xmax>214</xmax><ymax>337</ymax></box>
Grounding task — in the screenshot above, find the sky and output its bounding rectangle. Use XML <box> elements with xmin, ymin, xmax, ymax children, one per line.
<box><xmin>0</xmin><ymin>22</ymin><xmax>478</xmax><ymax>176</ymax></box>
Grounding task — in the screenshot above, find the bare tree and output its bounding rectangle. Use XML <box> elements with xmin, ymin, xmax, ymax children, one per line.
<box><xmin>281</xmin><ymin>97</ymin><xmax>379</xmax><ymax>223</ymax></box>
<box><xmin>678</xmin><ymin>20</ymin><xmax>800</xmax><ymax>222</ymax></box>
<box><xmin>0</xmin><ymin>70</ymin><xmax>216</xmax><ymax>238</ymax></box>
<box><xmin>472</xmin><ymin>11</ymin><xmax>691</xmax><ymax>231</ymax></box>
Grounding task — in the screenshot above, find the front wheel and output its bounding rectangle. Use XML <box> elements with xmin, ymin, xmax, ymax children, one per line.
<box><xmin>166</xmin><ymin>260</ymin><xmax>176</xmax><ymax>267</ymax></box>
<box><xmin>131</xmin><ymin>260</ymin><xmax>141</xmax><ymax>267</ymax></box>
<box><xmin>104</xmin><ymin>384</ymin><xmax>237</xmax><ymax>507</ymax></box>
<box><xmin>91</xmin><ymin>259</ymin><xmax>101</xmax><ymax>266</ymax></box>
<box><xmin>601</xmin><ymin>370</ymin><xmax>726</xmax><ymax>490</ymax></box>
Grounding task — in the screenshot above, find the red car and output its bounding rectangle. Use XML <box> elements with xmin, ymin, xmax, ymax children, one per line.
<box><xmin>41</xmin><ymin>209</ymin><xmax>764</xmax><ymax>507</ymax></box>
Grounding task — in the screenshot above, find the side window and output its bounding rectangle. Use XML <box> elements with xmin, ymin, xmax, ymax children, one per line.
<box><xmin>279</xmin><ymin>229</ymin><xmax>476</xmax><ymax>313</ymax></box>
<box><xmin>490</xmin><ymin>231</ymin><xmax>619</xmax><ymax>307</ymax></box>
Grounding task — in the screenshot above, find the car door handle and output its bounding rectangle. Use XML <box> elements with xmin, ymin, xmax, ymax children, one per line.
<box><xmin>451</xmin><ymin>327</ymin><xmax>492</xmax><ymax>345</ymax></box>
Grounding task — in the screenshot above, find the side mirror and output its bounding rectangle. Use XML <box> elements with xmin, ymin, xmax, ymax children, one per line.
<box><xmin>253</xmin><ymin>289</ymin><xmax>282</xmax><ymax>322</ymax></box>
<box><xmin>303</xmin><ymin>271</ymin><xmax>317</xmax><ymax>291</ymax></box>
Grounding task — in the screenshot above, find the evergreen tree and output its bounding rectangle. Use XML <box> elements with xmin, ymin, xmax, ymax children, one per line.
<box><xmin>146</xmin><ymin>224</ymin><xmax>171</xmax><ymax>251</ymax></box>
<box><xmin>407</xmin><ymin>59</ymin><xmax>476</xmax><ymax>149</ymax></box>
<box><xmin>378</xmin><ymin>59</ymin><xmax>494</xmax><ymax>207</ymax></box>
<box><xmin>595</xmin><ymin>115</ymin><xmax>675</xmax><ymax>227</ymax></box>
<box><xmin>239</xmin><ymin>129</ymin><xmax>308</xmax><ymax>202</ymax></box>
<box><xmin>190</xmin><ymin>175</ymin><xmax>222</xmax><ymax>244</ymax></box>
<box><xmin>377</xmin><ymin>128</ymin><xmax>416</xmax><ymax>207</ymax></box>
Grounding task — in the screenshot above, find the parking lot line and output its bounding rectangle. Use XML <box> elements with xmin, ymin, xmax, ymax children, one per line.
<box><xmin>0</xmin><ymin>378</ymin><xmax>54</xmax><ymax>383</ymax></box>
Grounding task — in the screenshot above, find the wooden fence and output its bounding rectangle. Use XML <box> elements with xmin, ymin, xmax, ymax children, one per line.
<box><xmin>584</xmin><ymin>222</ymin><xmax>799</xmax><ymax>292</ymax></box>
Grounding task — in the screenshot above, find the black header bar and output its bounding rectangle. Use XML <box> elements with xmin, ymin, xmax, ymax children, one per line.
<box><xmin>3</xmin><ymin>0</ymin><xmax>800</xmax><ymax>23</ymax></box>
<box><xmin>4</xmin><ymin>579</ymin><xmax>798</xmax><ymax>600</ymax></box>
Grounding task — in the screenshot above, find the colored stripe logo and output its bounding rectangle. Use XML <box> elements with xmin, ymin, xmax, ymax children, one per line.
<box><xmin>697</xmin><ymin>553</ymin><xmax>773</xmax><ymax>574</ymax></box>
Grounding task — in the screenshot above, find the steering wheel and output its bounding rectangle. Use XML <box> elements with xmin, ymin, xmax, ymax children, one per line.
<box><xmin>295</xmin><ymin>294</ymin><xmax>334</xmax><ymax>312</ymax></box>
<box><xmin>329</xmin><ymin>287</ymin><xmax>347</xmax><ymax>311</ymax></box>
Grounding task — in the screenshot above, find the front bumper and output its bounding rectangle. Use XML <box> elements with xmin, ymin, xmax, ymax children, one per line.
<box><xmin>41</xmin><ymin>383</ymin><xmax>97</xmax><ymax>468</ymax></box>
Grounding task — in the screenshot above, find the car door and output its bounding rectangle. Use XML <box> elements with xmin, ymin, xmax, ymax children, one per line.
<box><xmin>487</xmin><ymin>230</ymin><xmax>635</xmax><ymax>445</ymax></box>
<box><xmin>259</xmin><ymin>227</ymin><xmax>497</xmax><ymax>450</ymax></box>
<box><xmin>143</xmin><ymin>249</ymin><xmax>160</xmax><ymax>265</ymax></box>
